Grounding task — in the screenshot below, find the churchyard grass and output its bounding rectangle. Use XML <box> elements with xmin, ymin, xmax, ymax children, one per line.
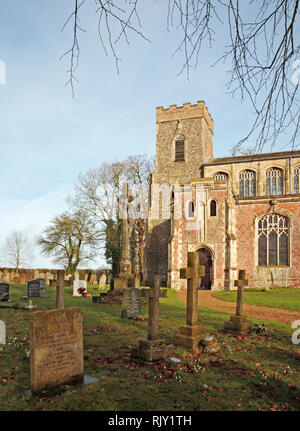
<box><xmin>0</xmin><ymin>283</ymin><xmax>299</xmax><ymax>411</ymax></box>
<box><xmin>213</xmin><ymin>287</ymin><xmax>300</xmax><ymax>311</ymax></box>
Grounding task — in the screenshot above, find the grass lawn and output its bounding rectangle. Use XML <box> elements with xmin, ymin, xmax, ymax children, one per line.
<box><xmin>213</xmin><ymin>287</ymin><xmax>300</xmax><ymax>311</ymax></box>
<box><xmin>0</xmin><ymin>283</ymin><xmax>299</xmax><ymax>411</ymax></box>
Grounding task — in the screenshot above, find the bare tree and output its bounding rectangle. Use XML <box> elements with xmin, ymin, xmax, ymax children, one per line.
<box><xmin>38</xmin><ymin>209</ymin><xmax>102</xmax><ymax>275</ymax></box>
<box><xmin>0</xmin><ymin>230</ymin><xmax>34</xmax><ymax>271</ymax></box>
<box><xmin>62</xmin><ymin>1</ymin><xmax>300</xmax><ymax>152</ymax></box>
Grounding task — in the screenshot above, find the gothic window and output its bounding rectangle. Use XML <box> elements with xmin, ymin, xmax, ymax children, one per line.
<box><xmin>239</xmin><ymin>170</ymin><xmax>256</xmax><ymax>197</ymax></box>
<box><xmin>188</xmin><ymin>201</ymin><xmax>195</xmax><ymax>218</ymax></box>
<box><xmin>175</xmin><ymin>140</ymin><xmax>185</xmax><ymax>161</ymax></box>
<box><xmin>213</xmin><ymin>172</ymin><xmax>228</xmax><ymax>181</ymax></box>
<box><xmin>258</xmin><ymin>214</ymin><xmax>289</xmax><ymax>266</ymax></box>
<box><xmin>265</xmin><ymin>168</ymin><xmax>283</xmax><ymax>196</ymax></box>
<box><xmin>210</xmin><ymin>200</ymin><xmax>217</xmax><ymax>216</ymax></box>
<box><xmin>294</xmin><ymin>167</ymin><xmax>300</xmax><ymax>194</ymax></box>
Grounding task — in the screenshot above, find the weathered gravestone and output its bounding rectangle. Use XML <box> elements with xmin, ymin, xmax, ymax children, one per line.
<box><xmin>35</xmin><ymin>278</ymin><xmax>46</xmax><ymax>292</ymax></box>
<box><xmin>27</xmin><ymin>280</ymin><xmax>41</xmax><ymax>298</ymax></box>
<box><xmin>0</xmin><ymin>320</ymin><xmax>6</xmax><ymax>344</ymax></box>
<box><xmin>99</xmin><ymin>273</ymin><xmax>107</xmax><ymax>291</ymax></box>
<box><xmin>30</xmin><ymin>308</ymin><xmax>84</xmax><ymax>393</ymax></box>
<box><xmin>131</xmin><ymin>275</ymin><xmax>168</xmax><ymax>361</ymax></box>
<box><xmin>0</xmin><ymin>283</ymin><xmax>10</xmax><ymax>302</ymax></box>
<box><xmin>121</xmin><ymin>287</ymin><xmax>142</xmax><ymax>319</ymax></box>
<box><xmin>73</xmin><ymin>280</ymin><xmax>87</xmax><ymax>297</ymax></box>
<box><xmin>224</xmin><ymin>269</ymin><xmax>252</xmax><ymax>333</ymax></box>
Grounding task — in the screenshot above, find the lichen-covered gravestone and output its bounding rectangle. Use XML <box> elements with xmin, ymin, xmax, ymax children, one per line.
<box><xmin>0</xmin><ymin>320</ymin><xmax>6</xmax><ymax>344</ymax></box>
<box><xmin>121</xmin><ymin>288</ymin><xmax>142</xmax><ymax>319</ymax></box>
<box><xmin>30</xmin><ymin>308</ymin><xmax>84</xmax><ymax>393</ymax></box>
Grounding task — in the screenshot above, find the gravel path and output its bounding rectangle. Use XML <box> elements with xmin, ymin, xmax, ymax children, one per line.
<box><xmin>177</xmin><ymin>289</ymin><xmax>300</xmax><ymax>325</ymax></box>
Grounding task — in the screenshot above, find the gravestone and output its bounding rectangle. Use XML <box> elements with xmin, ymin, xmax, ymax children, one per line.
<box><xmin>35</xmin><ymin>278</ymin><xmax>46</xmax><ymax>292</ymax></box>
<box><xmin>99</xmin><ymin>273</ymin><xmax>107</xmax><ymax>290</ymax></box>
<box><xmin>121</xmin><ymin>287</ymin><xmax>142</xmax><ymax>319</ymax></box>
<box><xmin>27</xmin><ymin>280</ymin><xmax>41</xmax><ymax>298</ymax></box>
<box><xmin>224</xmin><ymin>270</ymin><xmax>252</xmax><ymax>333</ymax></box>
<box><xmin>0</xmin><ymin>320</ymin><xmax>6</xmax><ymax>344</ymax></box>
<box><xmin>30</xmin><ymin>308</ymin><xmax>84</xmax><ymax>393</ymax></box>
<box><xmin>0</xmin><ymin>283</ymin><xmax>10</xmax><ymax>302</ymax></box>
<box><xmin>174</xmin><ymin>252</ymin><xmax>220</xmax><ymax>352</ymax></box>
<box><xmin>73</xmin><ymin>280</ymin><xmax>87</xmax><ymax>297</ymax></box>
<box><xmin>131</xmin><ymin>275</ymin><xmax>168</xmax><ymax>361</ymax></box>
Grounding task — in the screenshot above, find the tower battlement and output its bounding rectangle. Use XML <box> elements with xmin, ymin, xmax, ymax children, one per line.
<box><xmin>156</xmin><ymin>100</ymin><xmax>213</xmax><ymax>133</ymax></box>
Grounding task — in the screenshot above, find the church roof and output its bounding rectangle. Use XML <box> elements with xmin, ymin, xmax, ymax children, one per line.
<box><xmin>203</xmin><ymin>150</ymin><xmax>300</xmax><ymax>166</ymax></box>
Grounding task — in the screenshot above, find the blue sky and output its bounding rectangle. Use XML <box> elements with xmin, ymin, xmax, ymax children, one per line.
<box><xmin>0</xmin><ymin>1</ymin><xmax>296</xmax><ymax>268</ymax></box>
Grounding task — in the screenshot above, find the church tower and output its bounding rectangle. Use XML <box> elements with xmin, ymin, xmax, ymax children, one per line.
<box><xmin>144</xmin><ymin>101</ymin><xmax>214</xmax><ymax>285</ymax></box>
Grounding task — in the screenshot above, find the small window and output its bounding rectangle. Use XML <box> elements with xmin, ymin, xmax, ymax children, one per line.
<box><xmin>175</xmin><ymin>140</ymin><xmax>185</xmax><ymax>162</ymax></box>
<box><xmin>188</xmin><ymin>201</ymin><xmax>195</xmax><ymax>218</ymax></box>
<box><xmin>213</xmin><ymin>172</ymin><xmax>228</xmax><ymax>181</ymax></box>
<box><xmin>210</xmin><ymin>200</ymin><xmax>217</xmax><ymax>216</ymax></box>
<box><xmin>239</xmin><ymin>170</ymin><xmax>256</xmax><ymax>197</ymax></box>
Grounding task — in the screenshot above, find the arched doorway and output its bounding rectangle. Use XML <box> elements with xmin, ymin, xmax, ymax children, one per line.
<box><xmin>197</xmin><ymin>247</ymin><xmax>213</xmax><ymax>290</ymax></box>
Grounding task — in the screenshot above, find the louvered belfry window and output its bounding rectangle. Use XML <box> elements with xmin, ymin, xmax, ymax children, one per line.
<box><xmin>258</xmin><ymin>214</ymin><xmax>289</xmax><ymax>266</ymax></box>
<box><xmin>175</xmin><ymin>140</ymin><xmax>185</xmax><ymax>161</ymax></box>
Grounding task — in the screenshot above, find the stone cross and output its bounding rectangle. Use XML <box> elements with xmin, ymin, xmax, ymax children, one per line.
<box><xmin>56</xmin><ymin>270</ymin><xmax>65</xmax><ymax>309</ymax></box>
<box><xmin>119</xmin><ymin>183</ymin><xmax>132</xmax><ymax>278</ymax></box>
<box><xmin>234</xmin><ymin>269</ymin><xmax>248</xmax><ymax>317</ymax></box>
<box><xmin>147</xmin><ymin>274</ymin><xmax>160</xmax><ymax>341</ymax></box>
<box><xmin>180</xmin><ymin>252</ymin><xmax>205</xmax><ymax>326</ymax></box>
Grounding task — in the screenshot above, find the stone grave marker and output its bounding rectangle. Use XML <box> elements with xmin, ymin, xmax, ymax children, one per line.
<box><xmin>99</xmin><ymin>273</ymin><xmax>107</xmax><ymax>290</ymax></box>
<box><xmin>35</xmin><ymin>278</ymin><xmax>46</xmax><ymax>292</ymax></box>
<box><xmin>131</xmin><ymin>275</ymin><xmax>168</xmax><ymax>361</ymax></box>
<box><xmin>121</xmin><ymin>287</ymin><xmax>142</xmax><ymax>319</ymax></box>
<box><xmin>224</xmin><ymin>270</ymin><xmax>252</xmax><ymax>333</ymax></box>
<box><xmin>174</xmin><ymin>252</ymin><xmax>220</xmax><ymax>352</ymax></box>
<box><xmin>73</xmin><ymin>280</ymin><xmax>87</xmax><ymax>297</ymax></box>
<box><xmin>0</xmin><ymin>283</ymin><xmax>10</xmax><ymax>302</ymax></box>
<box><xmin>0</xmin><ymin>320</ymin><xmax>6</xmax><ymax>344</ymax></box>
<box><xmin>30</xmin><ymin>308</ymin><xmax>84</xmax><ymax>393</ymax></box>
<box><xmin>27</xmin><ymin>280</ymin><xmax>41</xmax><ymax>298</ymax></box>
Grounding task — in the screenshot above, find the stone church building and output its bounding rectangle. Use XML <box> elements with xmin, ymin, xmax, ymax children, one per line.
<box><xmin>144</xmin><ymin>100</ymin><xmax>300</xmax><ymax>290</ymax></box>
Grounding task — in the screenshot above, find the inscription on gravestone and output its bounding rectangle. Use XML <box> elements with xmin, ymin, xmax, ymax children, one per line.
<box><xmin>30</xmin><ymin>308</ymin><xmax>84</xmax><ymax>393</ymax></box>
<box><xmin>0</xmin><ymin>283</ymin><xmax>9</xmax><ymax>301</ymax></box>
<box><xmin>121</xmin><ymin>288</ymin><xmax>142</xmax><ymax>319</ymax></box>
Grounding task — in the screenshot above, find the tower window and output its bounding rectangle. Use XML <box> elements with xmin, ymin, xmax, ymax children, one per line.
<box><xmin>175</xmin><ymin>140</ymin><xmax>185</xmax><ymax>161</ymax></box>
<box><xmin>210</xmin><ymin>200</ymin><xmax>217</xmax><ymax>216</ymax></box>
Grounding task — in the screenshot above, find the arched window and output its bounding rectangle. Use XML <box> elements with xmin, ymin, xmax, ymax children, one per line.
<box><xmin>210</xmin><ymin>200</ymin><xmax>217</xmax><ymax>216</ymax></box>
<box><xmin>213</xmin><ymin>172</ymin><xmax>228</xmax><ymax>181</ymax></box>
<box><xmin>258</xmin><ymin>214</ymin><xmax>289</xmax><ymax>266</ymax></box>
<box><xmin>239</xmin><ymin>170</ymin><xmax>256</xmax><ymax>197</ymax></box>
<box><xmin>266</xmin><ymin>168</ymin><xmax>283</xmax><ymax>196</ymax></box>
<box><xmin>188</xmin><ymin>201</ymin><xmax>195</xmax><ymax>218</ymax></box>
<box><xmin>294</xmin><ymin>167</ymin><xmax>300</xmax><ymax>194</ymax></box>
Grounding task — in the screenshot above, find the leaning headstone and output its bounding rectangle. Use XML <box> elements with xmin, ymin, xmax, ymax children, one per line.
<box><xmin>0</xmin><ymin>320</ymin><xmax>6</xmax><ymax>344</ymax></box>
<box><xmin>30</xmin><ymin>308</ymin><xmax>84</xmax><ymax>393</ymax></box>
<box><xmin>0</xmin><ymin>283</ymin><xmax>10</xmax><ymax>302</ymax></box>
<box><xmin>121</xmin><ymin>287</ymin><xmax>142</xmax><ymax>319</ymax></box>
<box><xmin>224</xmin><ymin>270</ymin><xmax>252</xmax><ymax>333</ymax></box>
<box><xmin>73</xmin><ymin>280</ymin><xmax>87</xmax><ymax>297</ymax></box>
<box><xmin>131</xmin><ymin>275</ymin><xmax>168</xmax><ymax>361</ymax></box>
